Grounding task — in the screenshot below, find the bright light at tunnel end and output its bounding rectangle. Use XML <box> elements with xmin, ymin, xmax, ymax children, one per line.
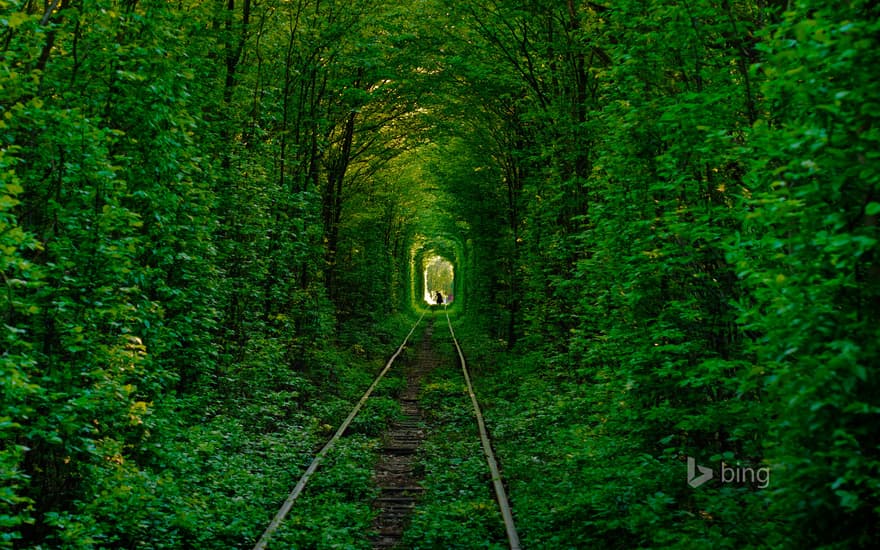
<box><xmin>423</xmin><ymin>255</ymin><xmax>455</xmax><ymax>305</ymax></box>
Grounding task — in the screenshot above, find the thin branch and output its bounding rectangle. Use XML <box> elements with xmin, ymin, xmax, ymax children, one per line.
<box><xmin>41</xmin><ymin>0</ymin><xmax>62</xmax><ymax>26</ymax></box>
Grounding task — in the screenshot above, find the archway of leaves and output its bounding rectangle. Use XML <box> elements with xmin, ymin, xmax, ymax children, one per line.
<box><xmin>3</xmin><ymin>0</ymin><xmax>878</xmax><ymax>548</ymax></box>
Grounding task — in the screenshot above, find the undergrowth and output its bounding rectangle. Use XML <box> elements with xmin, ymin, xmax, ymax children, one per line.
<box><xmin>68</xmin><ymin>314</ymin><xmax>421</xmax><ymax>549</ymax></box>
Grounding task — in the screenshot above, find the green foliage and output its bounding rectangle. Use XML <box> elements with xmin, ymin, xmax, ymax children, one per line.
<box><xmin>2</xmin><ymin>0</ymin><xmax>878</xmax><ymax>547</ymax></box>
<box><xmin>0</xmin><ymin>0</ymin><xmax>425</xmax><ymax>544</ymax></box>
<box><xmin>729</xmin><ymin>2</ymin><xmax>880</xmax><ymax>546</ymax></box>
<box><xmin>348</xmin><ymin>396</ymin><xmax>402</xmax><ymax>437</ymax></box>
<box><xmin>0</xmin><ymin>149</ymin><xmax>43</xmax><ymax>546</ymax></box>
<box><xmin>431</xmin><ymin>0</ymin><xmax>879</xmax><ymax>548</ymax></box>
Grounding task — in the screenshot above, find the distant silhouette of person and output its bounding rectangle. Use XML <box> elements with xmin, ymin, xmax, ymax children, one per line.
<box><xmin>435</xmin><ymin>291</ymin><xmax>443</xmax><ymax>305</ymax></box>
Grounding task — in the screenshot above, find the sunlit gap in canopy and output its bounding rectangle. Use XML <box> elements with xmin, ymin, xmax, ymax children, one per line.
<box><xmin>423</xmin><ymin>255</ymin><xmax>454</xmax><ymax>305</ymax></box>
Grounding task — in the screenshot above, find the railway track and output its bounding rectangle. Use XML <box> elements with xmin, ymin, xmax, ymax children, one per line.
<box><xmin>253</xmin><ymin>310</ymin><xmax>520</xmax><ymax>550</ymax></box>
<box><xmin>370</xmin><ymin>319</ymin><xmax>436</xmax><ymax>548</ymax></box>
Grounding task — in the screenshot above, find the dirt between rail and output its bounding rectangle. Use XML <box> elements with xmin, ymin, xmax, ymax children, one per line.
<box><xmin>369</xmin><ymin>319</ymin><xmax>439</xmax><ymax>549</ymax></box>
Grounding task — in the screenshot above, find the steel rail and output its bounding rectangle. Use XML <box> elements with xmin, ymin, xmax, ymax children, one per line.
<box><xmin>253</xmin><ymin>311</ymin><xmax>426</xmax><ymax>550</ymax></box>
<box><xmin>444</xmin><ymin>309</ymin><xmax>522</xmax><ymax>550</ymax></box>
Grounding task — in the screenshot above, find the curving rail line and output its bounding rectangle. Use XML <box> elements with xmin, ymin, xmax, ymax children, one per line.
<box><xmin>253</xmin><ymin>309</ymin><xmax>520</xmax><ymax>549</ymax></box>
